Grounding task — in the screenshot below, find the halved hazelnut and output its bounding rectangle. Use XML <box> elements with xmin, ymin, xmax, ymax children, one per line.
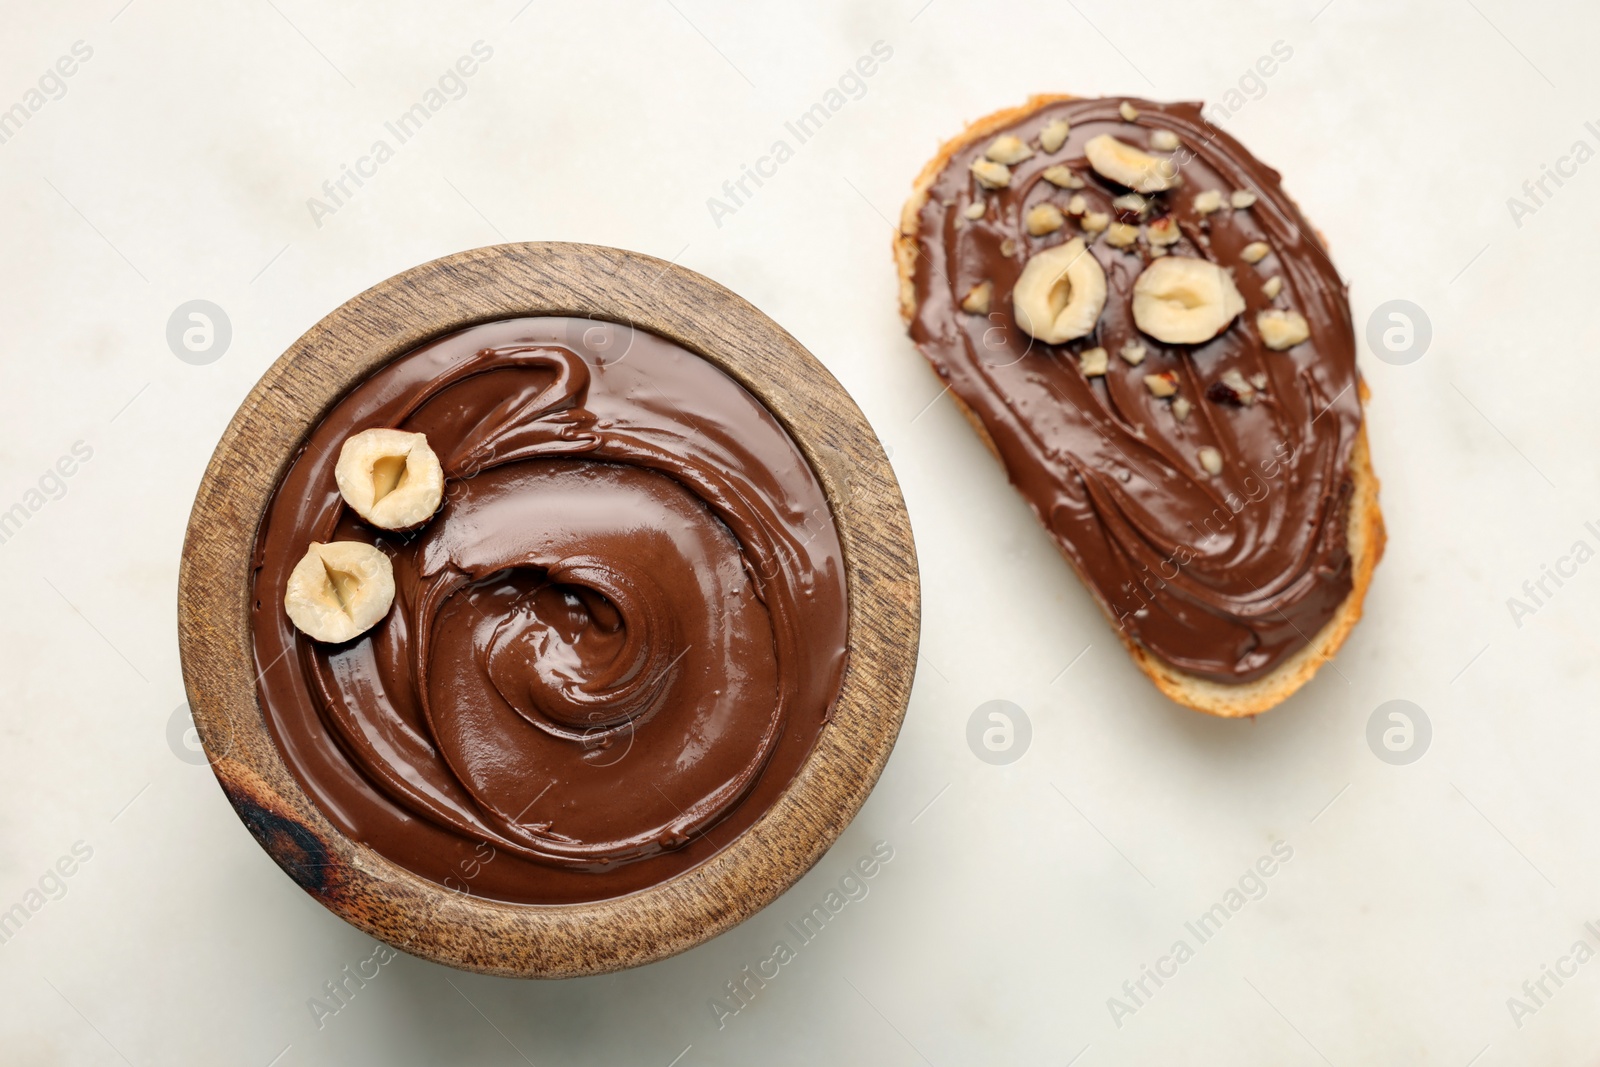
<box><xmin>1067</xmin><ymin>194</ymin><xmax>1088</xmax><ymax>215</ymax></box>
<box><xmin>1262</xmin><ymin>275</ymin><xmax>1284</xmax><ymax>300</ymax></box>
<box><xmin>284</xmin><ymin>541</ymin><xmax>396</xmax><ymax>643</ymax></box>
<box><xmin>1084</xmin><ymin>135</ymin><xmax>1182</xmax><ymax>193</ymax></box>
<box><xmin>1150</xmin><ymin>129</ymin><xmax>1180</xmax><ymax>151</ymax></box>
<box><xmin>1193</xmin><ymin>189</ymin><xmax>1224</xmax><ymax>215</ymax></box>
<box><xmin>335</xmin><ymin>428</ymin><xmax>445</xmax><ymax>530</ymax></box>
<box><xmin>1241</xmin><ymin>241</ymin><xmax>1271</xmax><ymax>265</ymax></box>
<box><xmin>1119</xmin><ymin>101</ymin><xmax>1140</xmax><ymax>121</ymax></box>
<box><xmin>1011</xmin><ymin>237</ymin><xmax>1108</xmax><ymax>344</ymax></box>
<box><xmin>963</xmin><ymin>201</ymin><xmax>987</xmax><ymax>220</ymax></box>
<box><xmin>1230</xmin><ymin>189</ymin><xmax>1258</xmax><ymax>209</ymax></box>
<box><xmin>1131</xmin><ymin>256</ymin><xmax>1246</xmax><ymax>345</ymax></box>
<box><xmin>1198</xmin><ymin>447</ymin><xmax>1223</xmax><ymax>475</ymax></box>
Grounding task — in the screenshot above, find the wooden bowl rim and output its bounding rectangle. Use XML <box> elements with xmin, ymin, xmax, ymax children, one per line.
<box><xmin>176</xmin><ymin>242</ymin><xmax>919</xmax><ymax>977</ymax></box>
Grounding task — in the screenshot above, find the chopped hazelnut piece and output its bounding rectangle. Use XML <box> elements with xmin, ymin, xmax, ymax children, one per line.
<box><xmin>1249</xmin><ymin>371</ymin><xmax>1269</xmax><ymax>390</ymax></box>
<box><xmin>1146</xmin><ymin>217</ymin><xmax>1181</xmax><ymax>247</ymax></box>
<box><xmin>1198</xmin><ymin>446</ymin><xmax>1223</xmax><ymax>475</ymax></box>
<box><xmin>1172</xmin><ymin>396</ymin><xmax>1193</xmax><ymax>422</ymax></box>
<box><xmin>1230</xmin><ymin>189</ymin><xmax>1258</xmax><ymax>209</ymax></box>
<box><xmin>1262</xmin><ymin>275</ymin><xmax>1284</xmax><ymax>300</ymax></box>
<box><xmin>963</xmin><ymin>201</ymin><xmax>987</xmax><ymax>220</ymax></box>
<box><xmin>1106</xmin><ymin>222</ymin><xmax>1139</xmax><ymax>248</ymax></box>
<box><xmin>1025</xmin><ymin>203</ymin><xmax>1066</xmax><ymax>236</ymax></box>
<box><xmin>1119</xmin><ymin>341</ymin><xmax>1148</xmax><ymax>366</ymax></box>
<box><xmin>1066</xmin><ymin>194</ymin><xmax>1088</xmax><ymax>215</ymax></box>
<box><xmin>1000</xmin><ymin>238</ymin><xmax>1018</xmax><ymax>257</ymax></box>
<box><xmin>961</xmin><ymin>281</ymin><xmax>993</xmax><ymax>315</ymax></box>
<box><xmin>1144</xmin><ymin>372</ymin><xmax>1178</xmax><ymax>398</ymax></box>
<box><xmin>1150</xmin><ymin>129</ymin><xmax>1180</xmax><ymax>151</ymax></box>
<box><xmin>971</xmin><ymin>158</ymin><xmax>1012</xmax><ymax>189</ymax></box>
<box><xmin>1207</xmin><ymin>368</ymin><xmax>1257</xmax><ymax>406</ymax></box>
<box><xmin>1081</xmin><ymin>211</ymin><xmax>1111</xmax><ymax>233</ymax></box>
<box><xmin>1119</xmin><ymin>101</ymin><xmax>1140</xmax><ymax>121</ymax></box>
<box><xmin>1112</xmin><ymin>192</ymin><xmax>1149</xmax><ymax>215</ymax></box>
<box><xmin>985</xmin><ymin>135</ymin><xmax>1034</xmax><ymax>165</ymax></box>
<box><xmin>1241</xmin><ymin>242</ymin><xmax>1271</xmax><ymax>265</ymax></box>
<box><xmin>1079</xmin><ymin>346</ymin><xmax>1110</xmax><ymax>376</ymax></box>
<box><xmin>1258</xmin><ymin>309</ymin><xmax>1310</xmax><ymax>350</ymax></box>
<box><xmin>1043</xmin><ymin>165</ymin><xmax>1085</xmax><ymax>189</ymax></box>
<box><xmin>1193</xmin><ymin>189</ymin><xmax>1224</xmax><ymax>215</ymax></box>
<box><xmin>1039</xmin><ymin>118</ymin><xmax>1070</xmax><ymax>153</ymax></box>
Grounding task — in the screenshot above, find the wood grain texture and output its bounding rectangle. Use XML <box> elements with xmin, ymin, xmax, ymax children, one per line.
<box><xmin>177</xmin><ymin>242</ymin><xmax>919</xmax><ymax>977</ymax></box>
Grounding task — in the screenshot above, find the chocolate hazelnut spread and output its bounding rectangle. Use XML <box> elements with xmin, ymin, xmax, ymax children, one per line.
<box><xmin>251</xmin><ymin>318</ymin><xmax>848</xmax><ymax>904</ymax></box>
<box><xmin>907</xmin><ymin>98</ymin><xmax>1362</xmax><ymax>683</ymax></box>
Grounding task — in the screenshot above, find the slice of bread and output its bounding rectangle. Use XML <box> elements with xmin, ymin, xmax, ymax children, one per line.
<box><xmin>894</xmin><ymin>94</ymin><xmax>1385</xmax><ymax>717</ymax></box>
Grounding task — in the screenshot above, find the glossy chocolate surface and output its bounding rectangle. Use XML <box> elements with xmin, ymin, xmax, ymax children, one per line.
<box><xmin>908</xmin><ymin>98</ymin><xmax>1361</xmax><ymax>682</ymax></box>
<box><xmin>252</xmin><ymin>318</ymin><xmax>848</xmax><ymax>903</ymax></box>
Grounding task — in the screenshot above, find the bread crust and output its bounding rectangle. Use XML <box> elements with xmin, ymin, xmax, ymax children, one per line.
<box><xmin>895</xmin><ymin>94</ymin><xmax>1385</xmax><ymax>717</ymax></box>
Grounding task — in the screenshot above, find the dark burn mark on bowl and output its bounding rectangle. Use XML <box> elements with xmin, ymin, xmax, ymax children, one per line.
<box><xmin>224</xmin><ymin>783</ymin><xmax>341</xmax><ymax>897</ymax></box>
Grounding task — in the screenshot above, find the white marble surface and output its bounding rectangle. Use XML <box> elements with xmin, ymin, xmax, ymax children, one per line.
<box><xmin>2</xmin><ymin>0</ymin><xmax>1597</xmax><ymax>1063</ymax></box>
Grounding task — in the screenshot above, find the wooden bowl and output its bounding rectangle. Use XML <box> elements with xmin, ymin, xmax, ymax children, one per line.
<box><xmin>177</xmin><ymin>242</ymin><xmax>918</xmax><ymax>977</ymax></box>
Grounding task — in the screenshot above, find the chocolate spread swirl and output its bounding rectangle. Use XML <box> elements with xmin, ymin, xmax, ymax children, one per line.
<box><xmin>908</xmin><ymin>98</ymin><xmax>1362</xmax><ymax>682</ymax></box>
<box><xmin>251</xmin><ymin>318</ymin><xmax>848</xmax><ymax>904</ymax></box>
